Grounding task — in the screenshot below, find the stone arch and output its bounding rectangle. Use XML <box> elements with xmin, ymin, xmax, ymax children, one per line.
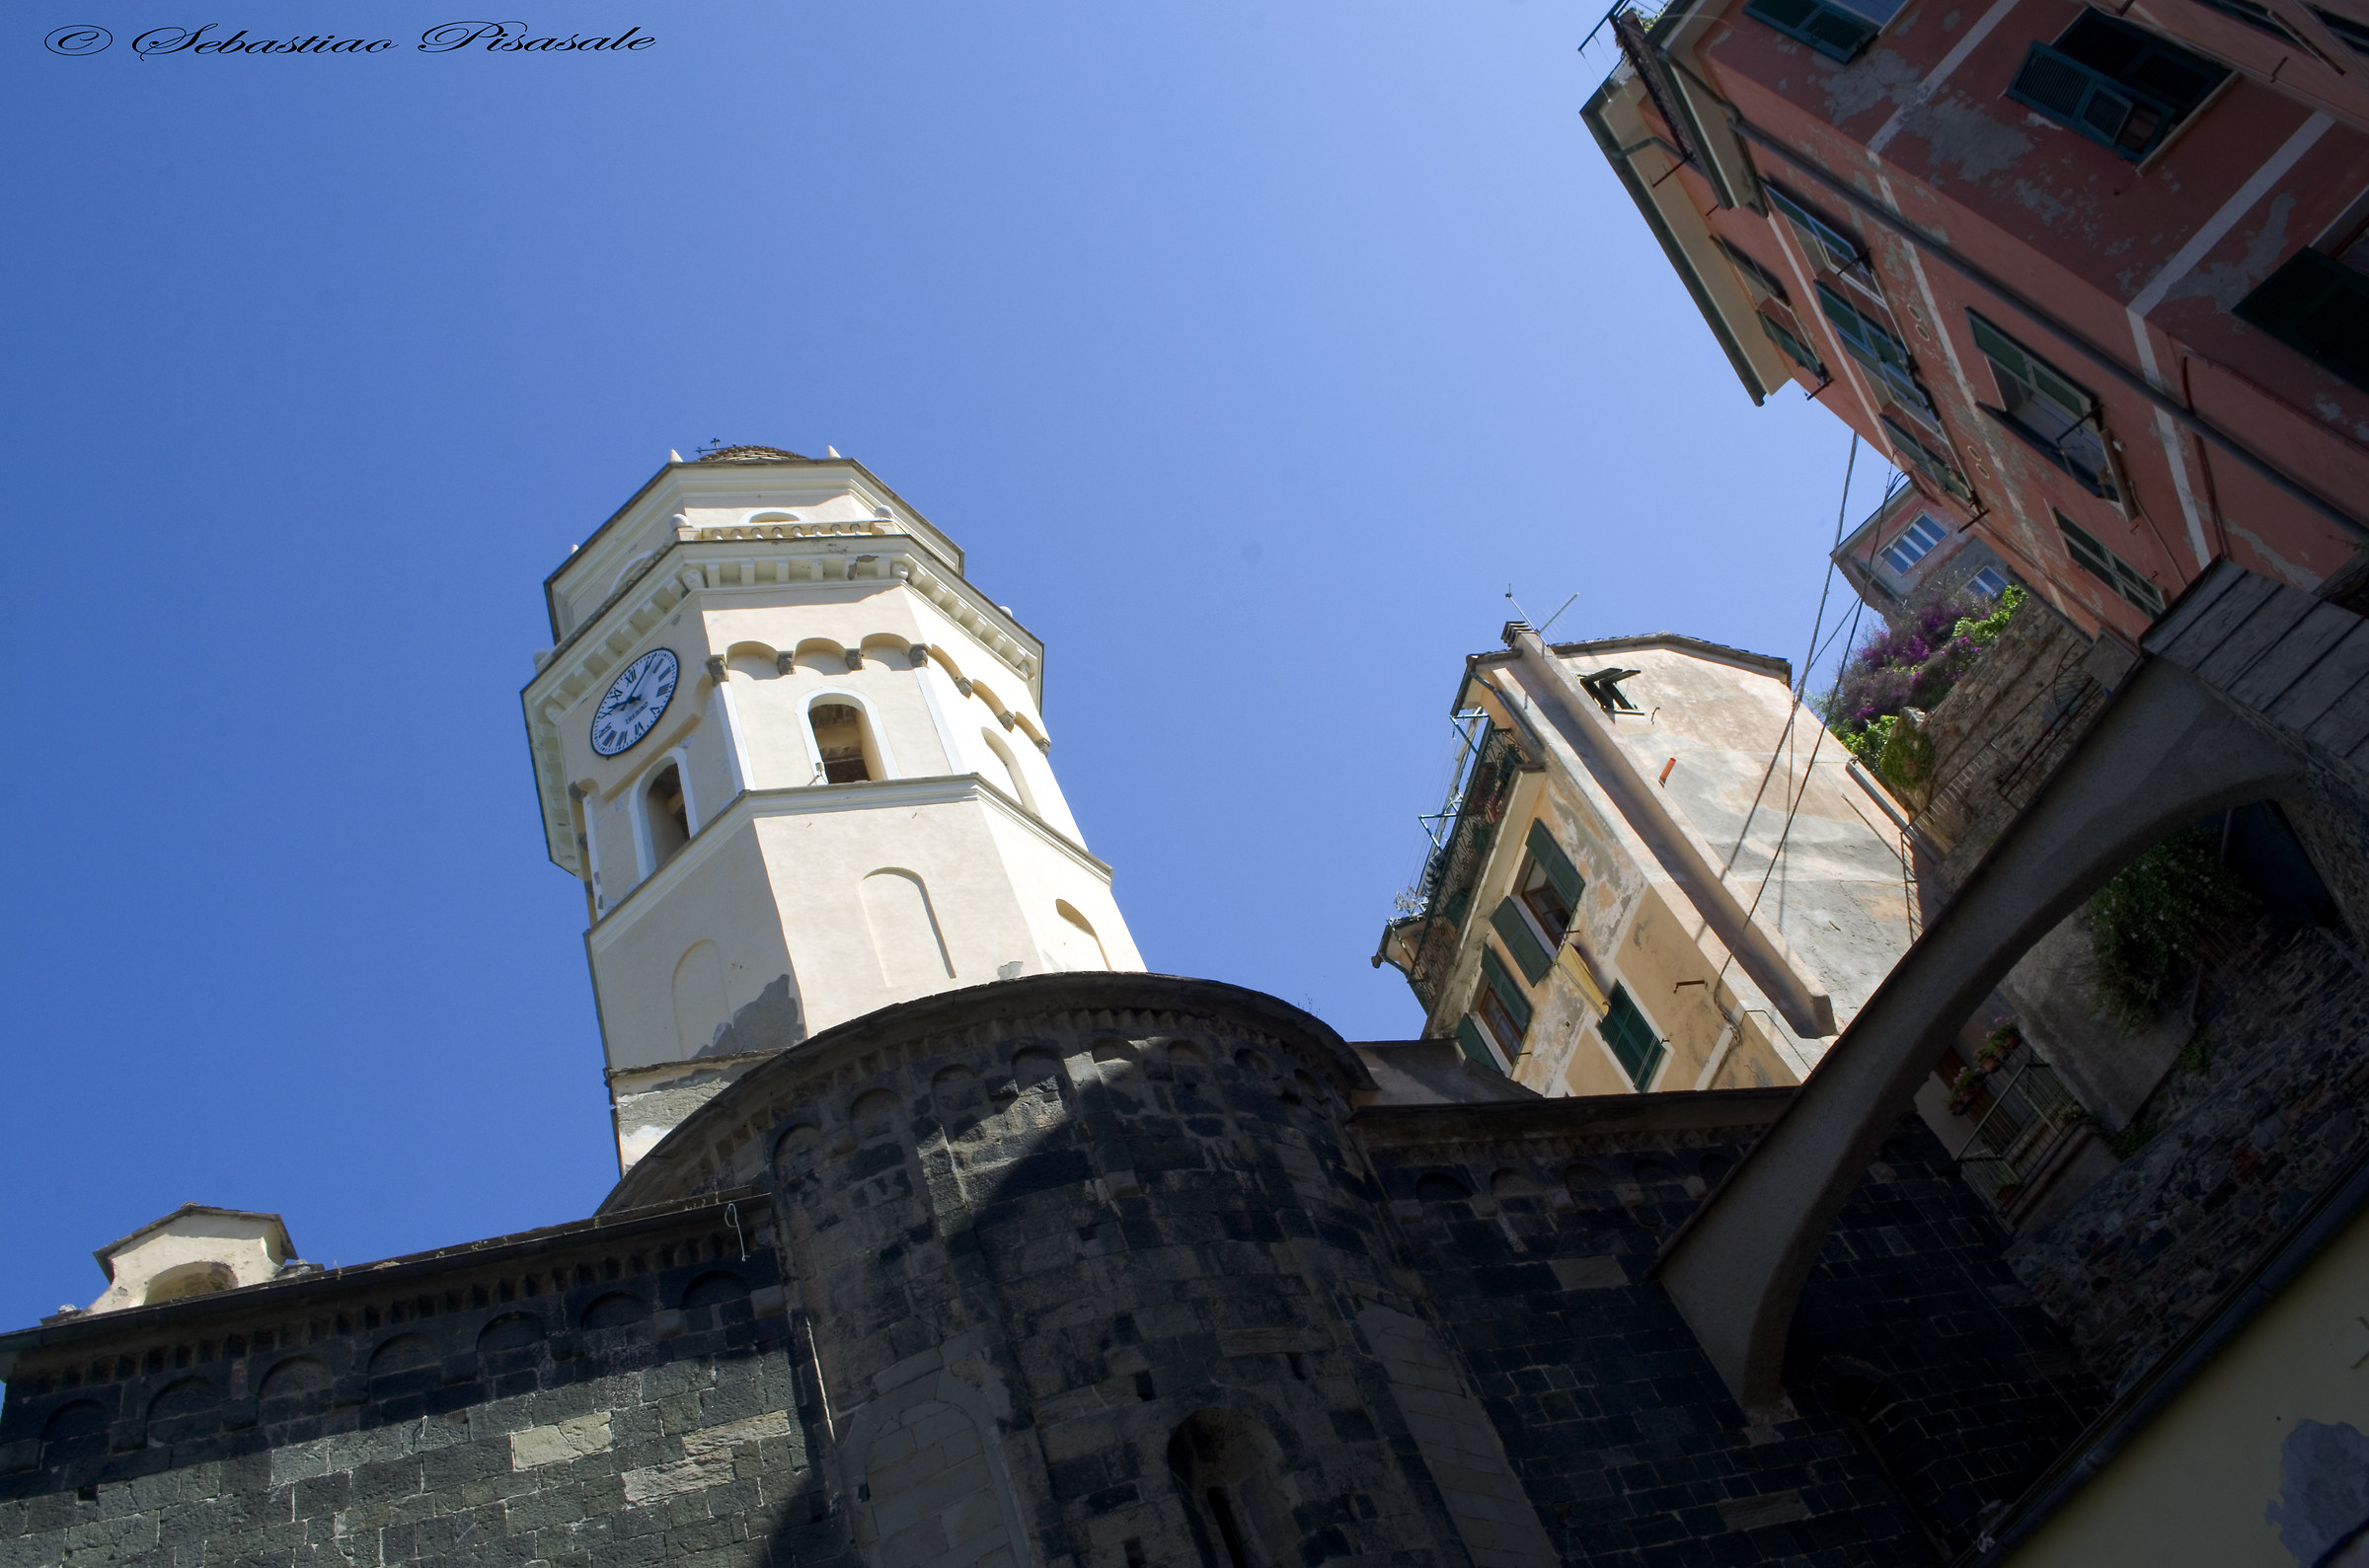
<box><xmin>142</xmin><ymin>1261</ymin><xmax>235</xmax><ymax>1305</ymax></box>
<box><xmin>256</xmin><ymin>1356</ymin><xmax>332</xmax><ymax>1416</ymax></box>
<box><xmin>367</xmin><ymin>1334</ymin><xmax>438</xmax><ymax>1379</ymax></box>
<box><xmin>1490</xmin><ymin>1168</ymin><xmax>1544</xmax><ymax>1200</ymax></box>
<box><xmin>848</xmin><ymin>1086</ymin><xmax>902</xmax><ymax>1142</ymax></box>
<box><xmin>673</xmin><ymin>939</ymin><xmax>729</xmax><ymax>1058</ymax></box>
<box><xmin>792</xmin><ymin>636</ymin><xmax>850</xmax><ymax>673</ymax></box>
<box><xmin>860</xmin><ymin>869</ymin><xmax>954</xmax><ymax>990</ymax></box>
<box><xmin>1011</xmin><ymin>1045</ymin><xmax>1064</xmax><ymax>1092</ymax></box>
<box><xmin>478</xmin><ymin>1312</ymin><xmax>545</xmax><ymax>1355</ymax></box>
<box><xmin>931</xmin><ymin>1064</ymin><xmax>987</xmax><ymax>1136</ymax></box>
<box><xmin>680</xmin><ymin>1270</ymin><xmax>751</xmax><ymax>1310</ymax></box>
<box><xmin>841</xmin><ymin>1372</ymin><xmax>1030</xmax><ymax>1568</ymax></box>
<box><xmin>1168</xmin><ymin>1407</ymin><xmax>1296</xmax><ymax>1568</ymax></box>
<box><xmin>39</xmin><ymin>1398</ymin><xmax>109</xmax><ymax>1468</ymax></box>
<box><xmin>581</xmin><ymin>1292</ymin><xmax>650</xmax><ymax>1330</ymax></box>
<box><xmin>1659</xmin><ymin>654</ymin><xmax>2319</xmax><ymax>1407</ymax></box>
<box><xmin>977</xmin><ymin>724</ymin><xmax>1035</xmax><ymax>812</ymax></box>
<box><xmin>726</xmin><ymin>640</ymin><xmax>781</xmax><ymax>681</ymax></box>
<box><xmin>1414</xmin><ymin>1171</ymin><xmax>1471</xmax><ymax>1203</ymax></box>
<box><xmin>773</xmin><ymin>1121</ymin><xmax>824</xmax><ymax>1175</ymax></box>
<box><xmin>147</xmin><ymin>1376</ymin><xmax>222</xmax><ymax>1441</ymax></box>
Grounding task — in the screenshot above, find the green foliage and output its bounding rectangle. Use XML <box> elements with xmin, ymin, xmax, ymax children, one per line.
<box><xmin>1952</xmin><ymin>585</ymin><xmax>2026</xmax><ymax>648</ymax></box>
<box><xmin>1821</xmin><ymin>584</ymin><xmax>2022</xmax><ymax>796</ymax></box>
<box><xmin>2175</xmin><ymin>1029</ymin><xmax>2215</xmax><ymax>1076</ymax></box>
<box><xmin>2087</xmin><ymin>827</ymin><xmax>2256</xmax><ymax>1031</ymax></box>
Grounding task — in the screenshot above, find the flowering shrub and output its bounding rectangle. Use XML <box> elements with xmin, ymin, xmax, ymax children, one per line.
<box><xmin>1821</xmin><ymin>587</ymin><xmax>2025</xmax><ymax>794</ymax></box>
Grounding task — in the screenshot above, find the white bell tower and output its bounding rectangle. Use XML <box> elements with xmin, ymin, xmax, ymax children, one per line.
<box><xmin>521</xmin><ymin>447</ymin><xmax>1144</xmax><ymax>1170</ymax></box>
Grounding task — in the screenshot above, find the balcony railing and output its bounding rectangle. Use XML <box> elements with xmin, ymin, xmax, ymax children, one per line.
<box><xmin>1956</xmin><ymin>1057</ymin><xmax>2090</xmax><ymax>1217</ymax></box>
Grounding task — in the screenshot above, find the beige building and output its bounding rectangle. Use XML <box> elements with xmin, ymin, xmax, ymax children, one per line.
<box><xmin>520</xmin><ymin>446</ymin><xmax>1143</xmax><ymax>1170</ymax></box>
<box><xmin>1378</xmin><ymin>626</ymin><xmax>1915</xmax><ymax>1097</ymax></box>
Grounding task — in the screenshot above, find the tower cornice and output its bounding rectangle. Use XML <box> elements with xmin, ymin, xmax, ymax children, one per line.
<box><xmin>518</xmin><ymin>530</ymin><xmax>1046</xmax><ymax>875</ymax></box>
<box><xmin>543</xmin><ymin>456</ymin><xmax>964</xmax><ymax>641</ymax></box>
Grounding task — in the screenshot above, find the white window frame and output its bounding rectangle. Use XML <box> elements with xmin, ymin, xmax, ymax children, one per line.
<box><xmin>801</xmin><ymin>687</ymin><xmax>901</xmax><ymax>784</ymax></box>
<box><xmin>630</xmin><ymin>744</ymin><xmax>700</xmax><ymax>880</ymax></box>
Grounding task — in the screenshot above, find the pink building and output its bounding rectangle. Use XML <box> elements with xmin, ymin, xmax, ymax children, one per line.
<box><xmin>1587</xmin><ymin>0</ymin><xmax>2369</xmax><ymax>635</ymax></box>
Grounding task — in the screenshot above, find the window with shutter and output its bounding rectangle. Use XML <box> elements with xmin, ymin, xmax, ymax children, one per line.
<box><xmin>1521</xmin><ymin>821</ymin><xmax>1584</xmax><ymax>927</ymax></box>
<box><xmin>1475</xmin><ymin>947</ymin><xmax>1532</xmax><ymax>1061</ymax></box>
<box><xmin>2311</xmin><ymin>4</ymin><xmax>2369</xmax><ymax>52</ymax></box>
<box><xmin>2056</xmin><ymin>510</ymin><xmax>2165</xmax><ymax>615</ymax></box>
<box><xmin>2007</xmin><ymin>11</ymin><xmax>2229</xmax><ymax>160</ymax></box>
<box><xmin>1597</xmin><ymin>985</ymin><xmax>1667</xmax><ymax>1089</ymax></box>
<box><xmin>1816</xmin><ymin>283</ymin><xmax>1930</xmax><ymax>410</ymax></box>
<box><xmin>1767</xmin><ymin>186</ymin><xmax>1868</xmax><ymax>278</ymax></box>
<box><xmin>2234</xmin><ymin>248</ymin><xmax>2369</xmax><ymax>392</ymax></box>
<box><xmin>1455</xmin><ymin>1016</ymin><xmax>1500</xmax><ymax>1071</ymax></box>
<box><xmin>1744</xmin><ymin>0</ymin><xmax>1883</xmax><ymax>57</ymax></box>
<box><xmin>1967</xmin><ymin>314</ymin><xmax>2118</xmax><ymax>496</ymax></box>
<box><xmin>1490</xmin><ymin>898</ymin><xmax>1554</xmax><ymax>985</ymax></box>
<box><xmin>1761</xmin><ymin>310</ymin><xmax>1827</xmax><ymax>378</ymax></box>
<box><xmin>1881</xmin><ymin>415</ymin><xmax>1973</xmax><ymax>499</ymax></box>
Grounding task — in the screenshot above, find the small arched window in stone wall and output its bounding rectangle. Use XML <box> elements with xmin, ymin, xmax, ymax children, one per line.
<box><xmin>1168</xmin><ymin>1408</ymin><xmax>1296</xmax><ymax>1568</ymax></box>
<box><xmin>366</xmin><ymin>1334</ymin><xmax>438</xmax><ymax>1394</ymax></box>
<box><xmin>257</xmin><ymin>1356</ymin><xmax>332</xmax><ymax>1420</ymax></box>
<box><xmin>848</xmin><ymin>1086</ymin><xmax>901</xmax><ymax>1143</ymax></box>
<box><xmin>479</xmin><ymin>1312</ymin><xmax>546</xmax><ymax>1357</ymax></box>
<box><xmin>39</xmin><ymin>1399</ymin><xmax>106</xmax><ymax>1463</ymax></box>
<box><xmin>774</xmin><ymin>1122</ymin><xmax>823</xmax><ymax>1181</ymax></box>
<box><xmin>1012</xmin><ymin>1046</ymin><xmax>1064</xmax><ymax>1092</ymax></box>
<box><xmin>646</xmin><ymin>763</ymin><xmax>691</xmax><ymax>865</ymax></box>
<box><xmin>580</xmin><ymin>1292</ymin><xmax>650</xmax><ymax>1330</ymax></box>
<box><xmin>1168</xmin><ymin>1041</ymin><xmax>1209</xmax><ymax>1085</ymax></box>
<box><xmin>680</xmin><ymin>1270</ymin><xmax>751</xmax><ymax>1311</ymax></box>
<box><xmin>933</xmin><ymin>1064</ymin><xmax>988</xmax><ymax>1137</ymax></box>
<box><xmin>147</xmin><ymin>1377</ymin><xmax>223</xmax><ymax>1443</ymax></box>
<box><xmin>1490</xmin><ymin>1168</ymin><xmax>1544</xmax><ymax>1202</ymax></box>
<box><xmin>1414</xmin><ymin>1172</ymin><xmax>1471</xmax><ymax>1204</ymax></box>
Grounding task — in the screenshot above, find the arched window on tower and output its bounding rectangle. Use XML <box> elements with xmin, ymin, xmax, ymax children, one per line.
<box><xmin>1168</xmin><ymin>1410</ymin><xmax>1293</xmax><ymax>1568</ymax></box>
<box><xmin>646</xmin><ymin>764</ymin><xmax>690</xmax><ymax>866</ymax></box>
<box><xmin>809</xmin><ymin>700</ymin><xmax>877</xmax><ymax>784</ymax></box>
<box><xmin>979</xmin><ymin>726</ymin><xmax>1036</xmax><ymax>813</ymax></box>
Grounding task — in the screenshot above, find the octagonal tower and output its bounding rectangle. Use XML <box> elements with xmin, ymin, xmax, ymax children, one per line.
<box><xmin>522</xmin><ymin>448</ymin><xmax>1143</xmax><ymax>1171</ymax></box>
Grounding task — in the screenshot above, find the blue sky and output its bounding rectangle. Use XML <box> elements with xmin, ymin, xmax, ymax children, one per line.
<box><xmin>0</xmin><ymin>1</ymin><xmax>1894</xmax><ymax>1328</ymax></box>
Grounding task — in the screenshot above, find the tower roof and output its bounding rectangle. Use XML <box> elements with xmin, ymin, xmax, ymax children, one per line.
<box><xmin>695</xmin><ymin>445</ymin><xmax>808</xmax><ymax>463</ymax></box>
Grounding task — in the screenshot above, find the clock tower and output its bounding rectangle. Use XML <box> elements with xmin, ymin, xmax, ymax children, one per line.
<box><xmin>521</xmin><ymin>447</ymin><xmax>1143</xmax><ymax>1170</ymax></box>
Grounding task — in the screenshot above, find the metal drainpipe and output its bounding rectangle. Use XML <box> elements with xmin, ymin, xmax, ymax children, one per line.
<box><xmin>1720</xmin><ymin>110</ymin><xmax>2369</xmax><ymax>542</ymax></box>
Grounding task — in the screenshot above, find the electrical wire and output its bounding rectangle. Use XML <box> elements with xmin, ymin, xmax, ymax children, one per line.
<box><xmin>1709</xmin><ymin>434</ymin><xmax>1869</xmax><ymax>1015</ymax></box>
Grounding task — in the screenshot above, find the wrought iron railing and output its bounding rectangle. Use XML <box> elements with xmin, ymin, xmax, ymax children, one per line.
<box><xmin>1956</xmin><ymin>1057</ymin><xmax>2089</xmax><ymax>1216</ymax></box>
<box><xmin>1398</xmin><ymin>727</ymin><xmax>1526</xmax><ymax>1014</ymax></box>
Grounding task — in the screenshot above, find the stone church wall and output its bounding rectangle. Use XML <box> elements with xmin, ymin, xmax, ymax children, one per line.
<box><xmin>1359</xmin><ymin>1097</ymin><xmax>2105</xmax><ymax>1563</ymax></box>
<box><xmin>0</xmin><ymin>1196</ymin><xmax>841</xmax><ymax>1568</ymax></box>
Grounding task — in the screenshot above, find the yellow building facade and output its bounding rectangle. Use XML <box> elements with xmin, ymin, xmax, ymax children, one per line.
<box><xmin>1379</xmin><ymin>628</ymin><xmax>1916</xmax><ymax>1098</ymax></box>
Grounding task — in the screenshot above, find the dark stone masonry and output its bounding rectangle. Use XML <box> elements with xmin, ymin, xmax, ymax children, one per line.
<box><xmin>0</xmin><ymin>975</ymin><xmax>2106</xmax><ymax>1567</ymax></box>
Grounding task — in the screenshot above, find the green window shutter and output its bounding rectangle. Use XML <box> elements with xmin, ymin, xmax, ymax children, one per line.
<box><xmin>2235</xmin><ymin>250</ymin><xmax>2369</xmax><ymax>393</ymax></box>
<box><xmin>1524</xmin><ymin>821</ymin><xmax>1586</xmax><ymax>908</ymax></box>
<box><xmin>1490</xmin><ymin>898</ymin><xmax>1553</xmax><ymax>985</ymax></box>
<box><xmin>1481</xmin><ymin>947</ymin><xmax>1533</xmax><ymax>1035</ymax></box>
<box><xmin>1743</xmin><ymin>0</ymin><xmax>1878</xmax><ymax>61</ymax></box>
<box><xmin>1455</xmin><ymin>1016</ymin><xmax>1496</xmax><ymax>1068</ymax></box>
<box><xmin>1761</xmin><ymin>311</ymin><xmax>1826</xmax><ymax>377</ymax></box>
<box><xmin>1968</xmin><ymin>313</ymin><xmax>2032</xmax><ymax>382</ymax></box>
<box><xmin>1597</xmin><ymin>985</ymin><xmax>1667</xmax><ymax>1089</ymax></box>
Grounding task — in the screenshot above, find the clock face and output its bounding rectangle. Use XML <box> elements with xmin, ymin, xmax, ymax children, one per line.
<box><xmin>590</xmin><ymin>648</ymin><xmax>680</xmax><ymax>757</ymax></box>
